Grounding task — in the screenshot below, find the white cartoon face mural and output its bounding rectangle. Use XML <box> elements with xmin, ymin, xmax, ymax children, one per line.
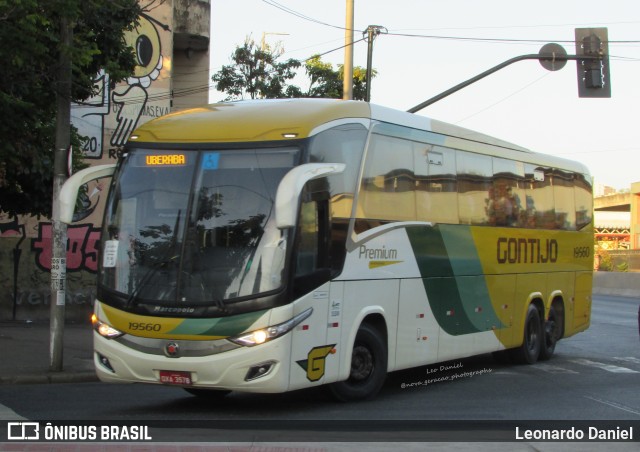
<box><xmin>111</xmin><ymin>14</ymin><xmax>165</xmax><ymax>147</ymax></box>
<box><xmin>69</xmin><ymin>10</ymin><xmax>171</xmax><ymax>223</ymax></box>
<box><xmin>71</xmin><ymin>12</ymin><xmax>170</xmax><ymax>159</ymax></box>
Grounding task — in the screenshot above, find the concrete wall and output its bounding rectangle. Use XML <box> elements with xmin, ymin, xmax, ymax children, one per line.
<box><xmin>592</xmin><ymin>271</ymin><xmax>640</xmax><ymax>298</ymax></box>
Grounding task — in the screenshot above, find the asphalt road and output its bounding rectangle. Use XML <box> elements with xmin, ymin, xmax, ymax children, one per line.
<box><xmin>1</xmin><ymin>294</ymin><xmax>639</xmax><ymax>444</ymax></box>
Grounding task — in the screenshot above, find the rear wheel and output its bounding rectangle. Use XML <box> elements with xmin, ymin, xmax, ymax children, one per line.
<box><xmin>539</xmin><ymin>306</ymin><xmax>560</xmax><ymax>361</ymax></box>
<box><xmin>329</xmin><ymin>323</ymin><xmax>387</xmax><ymax>402</ymax></box>
<box><xmin>510</xmin><ymin>304</ymin><xmax>542</xmax><ymax>364</ymax></box>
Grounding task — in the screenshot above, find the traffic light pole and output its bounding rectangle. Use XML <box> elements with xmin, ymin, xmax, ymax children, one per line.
<box><xmin>407</xmin><ymin>53</ymin><xmax>601</xmax><ymax>114</ymax></box>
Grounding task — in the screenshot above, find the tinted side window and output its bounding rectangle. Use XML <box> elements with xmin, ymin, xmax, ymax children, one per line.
<box><xmin>308</xmin><ymin>123</ymin><xmax>368</xmax><ymax>220</ymax></box>
<box><xmin>415</xmin><ymin>146</ymin><xmax>458</xmax><ymax>224</ymax></box>
<box><xmin>574</xmin><ymin>173</ymin><xmax>593</xmax><ymax>230</ymax></box>
<box><xmin>554</xmin><ymin>169</ymin><xmax>576</xmax><ymax>230</ymax></box>
<box><xmin>524</xmin><ymin>164</ymin><xmax>555</xmax><ymax>229</ymax></box>
<box><xmin>308</xmin><ymin>123</ymin><xmax>368</xmax><ymax>270</ymax></box>
<box><xmin>457</xmin><ymin>151</ymin><xmax>492</xmax><ymax>225</ymax></box>
<box><xmin>357</xmin><ymin>133</ymin><xmax>417</xmax><ymax>223</ymax></box>
<box><xmin>490</xmin><ymin>158</ymin><xmax>526</xmax><ymax>227</ymax></box>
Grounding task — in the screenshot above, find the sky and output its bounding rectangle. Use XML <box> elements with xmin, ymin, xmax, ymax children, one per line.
<box><xmin>210</xmin><ymin>0</ymin><xmax>640</xmax><ymax>190</ymax></box>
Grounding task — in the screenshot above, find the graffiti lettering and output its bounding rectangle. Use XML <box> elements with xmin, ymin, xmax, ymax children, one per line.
<box><xmin>16</xmin><ymin>288</ymin><xmax>96</xmax><ymax>306</ymax></box>
<box><xmin>31</xmin><ymin>223</ymin><xmax>101</xmax><ymax>273</ymax></box>
<box><xmin>143</xmin><ymin>105</ymin><xmax>170</xmax><ymax>118</ymax></box>
<box><xmin>108</xmin><ymin>147</ymin><xmax>126</xmax><ymax>160</ymax></box>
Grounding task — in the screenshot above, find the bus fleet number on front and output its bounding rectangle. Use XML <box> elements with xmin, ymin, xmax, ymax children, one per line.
<box><xmin>129</xmin><ymin>322</ymin><xmax>162</xmax><ymax>332</ymax></box>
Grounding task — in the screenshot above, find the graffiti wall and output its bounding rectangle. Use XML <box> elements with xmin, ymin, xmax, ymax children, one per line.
<box><xmin>0</xmin><ymin>4</ymin><xmax>174</xmax><ymax>321</ymax></box>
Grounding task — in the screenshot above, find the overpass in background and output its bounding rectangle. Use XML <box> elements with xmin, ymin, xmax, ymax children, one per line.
<box><xmin>594</xmin><ymin>182</ymin><xmax>640</xmax><ymax>249</ymax></box>
<box><xmin>595</xmin><ymin>193</ymin><xmax>631</xmax><ymax>212</ymax></box>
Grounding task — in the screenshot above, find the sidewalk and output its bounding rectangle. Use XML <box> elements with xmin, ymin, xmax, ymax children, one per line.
<box><xmin>0</xmin><ymin>320</ymin><xmax>97</xmax><ymax>385</ymax></box>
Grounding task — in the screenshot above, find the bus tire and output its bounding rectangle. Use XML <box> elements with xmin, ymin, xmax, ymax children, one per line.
<box><xmin>539</xmin><ymin>306</ymin><xmax>559</xmax><ymax>361</ymax></box>
<box><xmin>329</xmin><ymin>323</ymin><xmax>387</xmax><ymax>402</ymax></box>
<box><xmin>510</xmin><ymin>304</ymin><xmax>542</xmax><ymax>364</ymax></box>
<box><xmin>183</xmin><ymin>388</ymin><xmax>231</xmax><ymax>399</ymax></box>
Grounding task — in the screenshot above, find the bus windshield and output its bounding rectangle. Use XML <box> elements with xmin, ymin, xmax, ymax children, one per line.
<box><xmin>100</xmin><ymin>148</ymin><xmax>299</xmax><ymax>309</ymax></box>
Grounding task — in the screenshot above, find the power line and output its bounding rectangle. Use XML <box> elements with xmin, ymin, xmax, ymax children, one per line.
<box><xmin>454</xmin><ymin>73</ymin><xmax>551</xmax><ymax>124</ymax></box>
<box><xmin>262</xmin><ymin>0</ymin><xmax>640</xmax><ymax>47</ymax></box>
<box><xmin>384</xmin><ymin>31</ymin><xmax>640</xmax><ymax>45</ymax></box>
<box><xmin>261</xmin><ymin>0</ymin><xmax>362</xmax><ymax>32</ymax></box>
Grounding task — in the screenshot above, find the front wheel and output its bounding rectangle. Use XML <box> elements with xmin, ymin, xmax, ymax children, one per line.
<box><xmin>510</xmin><ymin>304</ymin><xmax>542</xmax><ymax>364</ymax></box>
<box><xmin>329</xmin><ymin>323</ymin><xmax>387</xmax><ymax>402</ymax></box>
<box><xmin>183</xmin><ymin>388</ymin><xmax>231</xmax><ymax>399</ymax></box>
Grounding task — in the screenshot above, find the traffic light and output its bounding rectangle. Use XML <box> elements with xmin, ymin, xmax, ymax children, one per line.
<box><xmin>575</xmin><ymin>28</ymin><xmax>611</xmax><ymax>98</ymax></box>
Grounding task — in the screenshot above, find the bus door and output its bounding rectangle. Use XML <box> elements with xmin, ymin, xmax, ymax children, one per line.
<box><xmin>288</xmin><ymin>181</ymin><xmax>340</xmax><ymax>389</ymax></box>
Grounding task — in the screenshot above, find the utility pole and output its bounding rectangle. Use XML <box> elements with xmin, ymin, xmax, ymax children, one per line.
<box><xmin>50</xmin><ymin>13</ymin><xmax>72</xmax><ymax>372</ymax></box>
<box><xmin>343</xmin><ymin>0</ymin><xmax>354</xmax><ymax>100</ymax></box>
<box><xmin>364</xmin><ymin>25</ymin><xmax>385</xmax><ymax>102</ymax></box>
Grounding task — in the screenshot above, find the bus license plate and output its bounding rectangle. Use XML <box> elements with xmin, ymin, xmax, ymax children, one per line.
<box><xmin>159</xmin><ymin>370</ymin><xmax>192</xmax><ymax>386</ymax></box>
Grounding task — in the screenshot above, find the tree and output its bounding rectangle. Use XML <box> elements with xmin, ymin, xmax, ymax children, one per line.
<box><xmin>0</xmin><ymin>0</ymin><xmax>143</xmax><ymax>217</ymax></box>
<box><xmin>212</xmin><ymin>41</ymin><xmax>376</xmax><ymax>101</ymax></box>
<box><xmin>303</xmin><ymin>55</ymin><xmax>373</xmax><ymax>100</ymax></box>
<box><xmin>212</xmin><ymin>37</ymin><xmax>301</xmax><ymax>100</ymax></box>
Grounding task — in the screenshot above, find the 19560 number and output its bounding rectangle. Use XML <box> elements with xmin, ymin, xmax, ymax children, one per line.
<box><xmin>129</xmin><ymin>322</ymin><xmax>161</xmax><ymax>332</ymax></box>
<box><xmin>573</xmin><ymin>247</ymin><xmax>591</xmax><ymax>258</ymax></box>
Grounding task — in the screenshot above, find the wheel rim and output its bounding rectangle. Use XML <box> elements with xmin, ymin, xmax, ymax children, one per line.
<box><xmin>545</xmin><ymin>316</ymin><xmax>557</xmax><ymax>346</ymax></box>
<box><xmin>349</xmin><ymin>344</ymin><xmax>374</xmax><ymax>381</ymax></box>
<box><xmin>526</xmin><ymin>318</ymin><xmax>539</xmax><ymax>353</ymax></box>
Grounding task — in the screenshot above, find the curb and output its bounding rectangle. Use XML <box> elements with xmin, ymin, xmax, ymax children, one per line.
<box><xmin>0</xmin><ymin>371</ymin><xmax>98</xmax><ymax>385</ymax></box>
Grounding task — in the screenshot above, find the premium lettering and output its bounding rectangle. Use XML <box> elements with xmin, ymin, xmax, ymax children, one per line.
<box><xmin>359</xmin><ymin>245</ymin><xmax>398</xmax><ymax>260</ymax></box>
<box><xmin>497</xmin><ymin>237</ymin><xmax>558</xmax><ymax>264</ymax></box>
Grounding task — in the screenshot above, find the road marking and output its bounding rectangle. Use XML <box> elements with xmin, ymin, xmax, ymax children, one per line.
<box><xmin>584</xmin><ymin>396</ymin><xmax>640</xmax><ymax>416</ymax></box>
<box><xmin>534</xmin><ymin>363</ymin><xmax>578</xmax><ymax>374</ymax></box>
<box><xmin>569</xmin><ymin>358</ymin><xmax>639</xmax><ymax>373</ymax></box>
<box><xmin>0</xmin><ymin>402</ymin><xmax>26</xmax><ymax>420</ymax></box>
<box><xmin>613</xmin><ymin>356</ymin><xmax>640</xmax><ymax>366</ymax></box>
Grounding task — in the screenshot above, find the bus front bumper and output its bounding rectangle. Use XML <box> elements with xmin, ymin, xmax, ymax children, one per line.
<box><xmin>93</xmin><ymin>331</ymin><xmax>291</xmax><ymax>393</ymax></box>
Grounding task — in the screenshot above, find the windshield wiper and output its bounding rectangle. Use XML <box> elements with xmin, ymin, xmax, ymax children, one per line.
<box><xmin>125</xmin><ymin>210</ymin><xmax>182</xmax><ymax>308</ymax></box>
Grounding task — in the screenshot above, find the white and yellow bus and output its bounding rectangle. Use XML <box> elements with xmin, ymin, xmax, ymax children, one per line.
<box><xmin>60</xmin><ymin>99</ymin><xmax>593</xmax><ymax>401</ymax></box>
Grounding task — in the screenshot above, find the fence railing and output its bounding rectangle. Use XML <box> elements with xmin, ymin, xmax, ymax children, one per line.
<box><xmin>597</xmin><ymin>249</ymin><xmax>640</xmax><ymax>272</ymax></box>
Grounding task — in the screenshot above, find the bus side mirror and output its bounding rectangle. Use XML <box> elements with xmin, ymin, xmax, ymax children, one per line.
<box><xmin>275</xmin><ymin>163</ymin><xmax>345</xmax><ymax>229</ymax></box>
<box><xmin>59</xmin><ymin>164</ymin><xmax>117</xmax><ymax>224</ymax></box>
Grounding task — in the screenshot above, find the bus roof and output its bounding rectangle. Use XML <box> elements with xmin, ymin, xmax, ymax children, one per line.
<box><xmin>129</xmin><ymin>98</ymin><xmax>590</xmax><ymax>177</ymax></box>
<box><xmin>130</xmin><ymin>98</ymin><xmax>370</xmax><ymax>143</ymax></box>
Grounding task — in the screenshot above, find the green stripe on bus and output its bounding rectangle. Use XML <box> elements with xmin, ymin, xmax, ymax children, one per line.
<box><xmin>406</xmin><ymin>226</ymin><xmax>479</xmax><ymax>335</ymax></box>
<box><xmin>167</xmin><ymin>309</ymin><xmax>268</xmax><ymax>337</ymax></box>
<box><xmin>407</xmin><ymin>225</ymin><xmax>504</xmax><ymax>335</ymax></box>
<box><xmin>441</xmin><ymin>225</ymin><xmax>505</xmax><ymax>331</ymax></box>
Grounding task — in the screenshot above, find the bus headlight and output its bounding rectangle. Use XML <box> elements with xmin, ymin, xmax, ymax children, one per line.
<box><xmin>228</xmin><ymin>308</ymin><xmax>313</xmax><ymax>347</ymax></box>
<box><xmin>91</xmin><ymin>314</ymin><xmax>124</xmax><ymax>339</ymax></box>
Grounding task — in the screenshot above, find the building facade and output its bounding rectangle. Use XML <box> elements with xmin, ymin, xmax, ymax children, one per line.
<box><xmin>0</xmin><ymin>0</ymin><xmax>210</xmax><ymax>321</ymax></box>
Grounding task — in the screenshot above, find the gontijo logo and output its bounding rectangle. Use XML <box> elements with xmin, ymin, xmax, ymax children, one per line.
<box><xmin>496</xmin><ymin>237</ymin><xmax>558</xmax><ymax>264</ymax></box>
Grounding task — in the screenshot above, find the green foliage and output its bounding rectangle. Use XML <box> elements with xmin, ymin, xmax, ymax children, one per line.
<box><xmin>304</xmin><ymin>56</ymin><xmax>374</xmax><ymax>100</ymax></box>
<box><xmin>212</xmin><ymin>41</ymin><xmax>376</xmax><ymax>101</ymax></box>
<box><xmin>0</xmin><ymin>0</ymin><xmax>142</xmax><ymax>217</ymax></box>
<box><xmin>212</xmin><ymin>37</ymin><xmax>301</xmax><ymax>100</ymax></box>
<box><xmin>616</xmin><ymin>261</ymin><xmax>629</xmax><ymax>272</ymax></box>
<box><xmin>595</xmin><ymin>246</ymin><xmax>612</xmax><ymax>271</ymax></box>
